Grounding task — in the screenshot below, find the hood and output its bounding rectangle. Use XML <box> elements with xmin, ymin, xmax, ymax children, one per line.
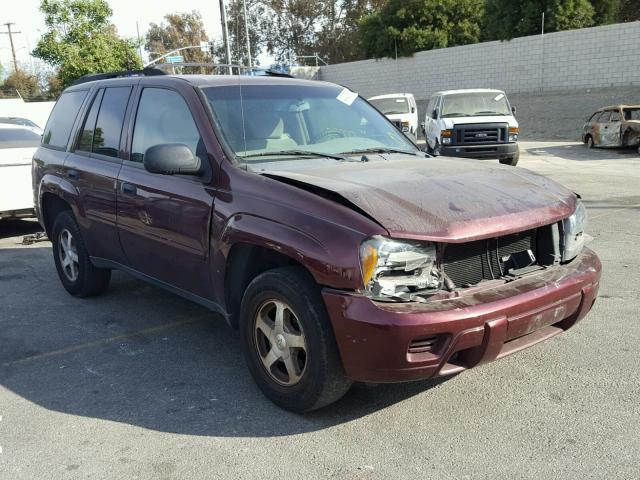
<box><xmin>263</xmin><ymin>156</ymin><xmax>576</xmax><ymax>242</ymax></box>
<box><xmin>441</xmin><ymin>115</ymin><xmax>518</xmax><ymax>128</ymax></box>
<box><xmin>0</xmin><ymin>147</ymin><xmax>37</xmax><ymax>167</ymax></box>
<box><xmin>386</xmin><ymin>113</ymin><xmax>415</xmax><ymax>122</ymax></box>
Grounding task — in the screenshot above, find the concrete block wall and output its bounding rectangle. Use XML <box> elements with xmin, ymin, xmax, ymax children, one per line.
<box><xmin>319</xmin><ymin>22</ymin><xmax>640</xmax><ymax>100</ymax></box>
<box><xmin>318</xmin><ymin>22</ymin><xmax>640</xmax><ymax>140</ymax></box>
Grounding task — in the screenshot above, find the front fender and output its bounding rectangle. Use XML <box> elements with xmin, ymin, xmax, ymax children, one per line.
<box><xmin>213</xmin><ymin>213</ymin><xmax>364</xmax><ymax>293</ymax></box>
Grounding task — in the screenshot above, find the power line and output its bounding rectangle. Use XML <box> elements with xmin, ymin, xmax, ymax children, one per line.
<box><xmin>0</xmin><ymin>22</ymin><xmax>22</xmax><ymax>72</ymax></box>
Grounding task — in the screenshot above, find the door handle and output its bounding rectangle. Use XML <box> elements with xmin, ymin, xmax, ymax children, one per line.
<box><xmin>121</xmin><ymin>182</ymin><xmax>137</xmax><ymax>196</ymax></box>
<box><xmin>67</xmin><ymin>169</ymin><xmax>79</xmax><ymax>179</ymax></box>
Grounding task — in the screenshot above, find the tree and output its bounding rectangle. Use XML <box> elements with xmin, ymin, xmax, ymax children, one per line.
<box><xmin>483</xmin><ymin>0</ymin><xmax>595</xmax><ymax>41</ymax></box>
<box><xmin>225</xmin><ymin>0</ymin><xmax>266</xmax><ymax>66</ymax></box>
<box><xmin>359</xmin><ymin>0</ymin><xmax>485</xmax><ymax>58</ymax></box>
<box><xmin>315</xmin><ymin>0</ymin><xmax>387</xmax><ymax>63</ymax></box>
<box><xmin>617</xmin><ymin>0</ymin><xmax>640</xmax><ymax>22</ymax></box>
<box><xmin>4</xmin><ymin>70</ymin><xmax>42</xmax><ymax>97</ymax></box>
<box><xmin>32</xmin><ymin>0</ymin><xmax>142</xmax><ymax>89</ymax></box>
<box><xmin>590</xmin><ymin>0</ymin><xmax>621</xmax><ymax>23</ymax></box>
<box><xmin>260</xmin><ymin>0</ymin><xmax>332</xmax><ymax>63</ymax></box>
<box><xmin>145</xmin><ymin>11</ymin><xmax>212</xmax><ymax>63</ymax></box>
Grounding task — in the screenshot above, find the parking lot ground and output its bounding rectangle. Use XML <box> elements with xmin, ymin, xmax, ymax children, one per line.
<box><xmin>1</xmin><ymin>142</ymin><xmax>639</xmax><ymax>479</ymax></box>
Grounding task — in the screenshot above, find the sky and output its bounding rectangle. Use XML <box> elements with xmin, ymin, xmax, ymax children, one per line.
<box><xmin>1</xmin><ymin>0</ymin><xmax>227</xmax><ymax>70</ymax></box>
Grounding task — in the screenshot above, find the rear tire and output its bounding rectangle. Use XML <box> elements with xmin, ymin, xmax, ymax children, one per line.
<box><xmin>52</xmin><ymin>211</ymin><xmax>111</xmax><ymax>297</ymax></box>
<box><xmin>240</xmin><ymin>266</ymin><xmax>352</xmax><ymax>412</ymax></box>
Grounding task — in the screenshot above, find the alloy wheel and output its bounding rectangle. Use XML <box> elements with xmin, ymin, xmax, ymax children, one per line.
<box><xmin>254</xmin><ymin>299</ymin><xmax>308</xmax><ymax>386</ymax></box>
<box><xmin>58</xmin><ymin>228</ymin><xmax>79</xmax><ymax>282</ymax></box>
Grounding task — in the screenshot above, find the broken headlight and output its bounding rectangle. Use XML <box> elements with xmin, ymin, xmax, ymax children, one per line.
<box><xmin>359</xmin><ymin>236</ymin><xmax>441</xmax><ymax>301</ymax></box>
<box><xmin>562</xmin><ymin>200</ymin><xmax>587</xmax><ymax>262</ymax></box>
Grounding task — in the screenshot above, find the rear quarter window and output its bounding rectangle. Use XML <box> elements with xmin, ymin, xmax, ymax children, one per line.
<box><xmin>42</xmin><ymin>90</ymin><xmax>88</xmax><ymax>149</ymax></box>
<box><xmin>0</xmin><ymin>128</ymin><xmax>42</xmax><ymax>148</ymax></box>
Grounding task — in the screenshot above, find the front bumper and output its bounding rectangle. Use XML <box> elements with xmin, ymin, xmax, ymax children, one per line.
<box><xmin>441</xmin><ymin>142</ymin><xmax>518</xmax><ymax>160</ymax></box>
<box><xmin>323</xmin><ymin>248</ymin><xmax>601</xmax><ymax>383</ymax></box>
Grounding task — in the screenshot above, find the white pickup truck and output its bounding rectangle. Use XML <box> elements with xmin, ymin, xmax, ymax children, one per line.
<box><xmin>368</xmin><ymin>93</ymin><xmax>419</xmax><ymax>141</ymax></box>
<box><xmin>422</xmin><ymin>89</ymin><xmax>520</xmax><ymax>166</ymax></box>
<box><xmin>0</xmin><ymin>124</ymin><xmax>40</xmax><ymax>219</ymax></box>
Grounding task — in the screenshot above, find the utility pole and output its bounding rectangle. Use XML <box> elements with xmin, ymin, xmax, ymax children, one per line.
<box><xmin>242</xmin><ymin>0</ymin><xmax>252</xmax><ymax>68</ymax></box>
<box><xmin>1</xmin><ymin>22</ymin><xmax>22</xmax><ymax>72</ymax></box>
<box><xmin>218</xmin><ymin>0</ymin><xmax>233</xmax><ymax>74</ymax></box>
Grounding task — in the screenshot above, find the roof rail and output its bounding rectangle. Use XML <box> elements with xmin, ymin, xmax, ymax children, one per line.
<box><xmin>153</xmin><ymin>62</ymin><xmax>294</xmax><ymax>78</ymax></box>
<box><xmin>71</xmin><ymin>68</ymin><xmax>167</xmax><ymax>86</ymax></box>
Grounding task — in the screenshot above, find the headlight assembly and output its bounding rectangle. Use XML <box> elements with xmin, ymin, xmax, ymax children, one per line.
<box><xmin>359</xmin><ymin>236</ymin><xmax>442</xmax><ymax>301</ymax></box>
<box><xmin>562</xmin><ymin>199</ymin><xmax>587</xmax><ymax>262</ymax></box>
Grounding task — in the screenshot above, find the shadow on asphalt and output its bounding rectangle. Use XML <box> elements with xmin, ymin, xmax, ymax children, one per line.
<box><xmin>524</xmin><ymin>143</ymin><xmax>638</xmax><ymax>161</ymax></box>
<box><xmin>0</xmin><ymin>246</ymin><xmax>449</xmax><ymax>436</ymax></box>
<box><xmin>0</xmin><ymin>219</ymin><xmax>43</xmax><ymax>240</ymax></box>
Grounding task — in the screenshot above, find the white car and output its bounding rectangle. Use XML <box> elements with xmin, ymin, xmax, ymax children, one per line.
<box><xmin>368</xmin><ymin>93</ymin><xmax>419</xmax><ymax>140</ymax></box>
<box><xmin>422</xmin><ymin>89</ymin><xmax>520</xmax><ymax>166</ymax></box>
<box><xmin>0</xmin><ymin>124</ymin><xmax>41</xmax><ymax>219</ymax></box>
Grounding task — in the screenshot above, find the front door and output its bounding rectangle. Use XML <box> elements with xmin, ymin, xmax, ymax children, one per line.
<box><xmin>116</xmin><ymin>86</ymin><xmax>214</xmax><ymax>299</ymax></box>
<box><xmin>601</xmin><ymin>109</ymin><xmax>622</xmax><ymax>146</ymax></box>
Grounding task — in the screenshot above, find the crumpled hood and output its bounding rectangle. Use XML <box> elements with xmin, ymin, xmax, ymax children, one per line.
<box><xmin>264</xmin><ymin>156</ymin><xmax>576</xmax><ymax>242</ymax></box>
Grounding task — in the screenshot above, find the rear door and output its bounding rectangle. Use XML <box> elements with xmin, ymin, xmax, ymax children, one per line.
<box><xmin>63</xmin><ymin>85</ymin><xmax>133</xmax><ymax>263</ymax></box>
<box><xmin>116</xmin><ymin>85</ymin><xmax>214</xmax><ymax>299</ymax></box>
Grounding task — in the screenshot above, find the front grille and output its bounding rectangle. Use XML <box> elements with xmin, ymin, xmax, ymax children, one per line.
<box><xmin>443</xmin><ymin>230</ymin><xmax>537</xmax><ymax>287</ymax></box>
<box><xmin>454</xmin><ymin>123</ymin><xmax>508</xmax><ymax>145</ymax></box>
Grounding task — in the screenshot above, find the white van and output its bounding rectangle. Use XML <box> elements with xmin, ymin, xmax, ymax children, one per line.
<box><xmin>368</xmin><ymin>93</ymin><xmax>419</xmax><ymax>140</ymax></box>
<box><xmin>422</xmin><ymin>89</ymin><xmax>520</xmax><ymax>165</ymax></box>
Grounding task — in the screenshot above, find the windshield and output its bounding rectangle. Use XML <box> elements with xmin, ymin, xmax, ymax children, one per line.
<box><xmin>202</xmin><ymin>83</ymin><xmax>416</xmax><ymax>162</ymax></box>
<box><xmin>369</xmin><ymin>97</ymin><xmax>410</xmax><ymax>115</ymax></box>
<box><xmin>441</xmin><ymin>92</ymin><xmax>511</xmax><ymax>117</ymax></box>
<box><xmin>0</xmin><ymin>128</ymin><xmax>41</xmax><ymax>148</ymax></box>
<box><xmin>623</xmin><ymin>109</ymin><xmax>640</xmax><ymax>121</ymax></box>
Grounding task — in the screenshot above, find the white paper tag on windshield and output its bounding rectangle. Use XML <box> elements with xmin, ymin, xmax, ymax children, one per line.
<box><xmin>493</xmin><ymin>93</ymin><xmax>505</xmax><ymax>101</ymax></box>
<box><xmin>337</xmin><ymin>88</ymin><xmax>358</xmax><ymax>106</ymax></box>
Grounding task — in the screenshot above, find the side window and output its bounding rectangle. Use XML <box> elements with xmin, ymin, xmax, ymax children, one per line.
<box><xmin>77</xmin><ymin>89</ymin><xmax>104</xmax><ymax>152</ymax></box>
<box><xmin>596</xmin><ymin>112</ymin><xmax>610</xmax><ymax>123</ymax></box>
<box><xmin>42</xmin><ymin>90</ymin><xmax>88</xmax><ymax>149</ymax></box>
<box><xmin>92</xmin><ymin>87</ymin><xmax>132</xmax><ymax>157</ymax></box>
<box><xmin>426</xmin><ymin>97</ymin><xmax>434</xmax><ymax>116</ymax></box>
<box><xmin>610</xmin><ymin>110</ymin><xmax>621</xmax><ymax>122</ymax></box>
<box><xmin>131</xmin><ymin>88</ymin><xmax>203</xmax><ymax>163</ymax></box>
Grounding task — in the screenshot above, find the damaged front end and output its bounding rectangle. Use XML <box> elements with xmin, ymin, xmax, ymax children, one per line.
<box><xmin>359</xmin><ymin>201</ymin><xmax>589</xmax><ymax>304</ymax></box>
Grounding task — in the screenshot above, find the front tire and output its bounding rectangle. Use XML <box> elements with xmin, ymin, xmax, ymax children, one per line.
<box><xmin>500</xmin><ymin>149</ymin><xmax>520</xmax><ymax>166</ymax></box>
<box><xmin>586</xmin><ymin>135</ymin><xmax>595</xmax><ymax>149</ymax></box>
<box><xmin>52</xmin><ymin>211</ymin><xmax>111</xmax><ymax>297</ymax></box>
<box><xmin>240</xmin><ymin>266</ymin><xmax>352</xmax><ymax>412</ymax></box>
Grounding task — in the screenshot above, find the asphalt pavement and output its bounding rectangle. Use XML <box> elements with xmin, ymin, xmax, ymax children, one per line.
<box><xmin>0</xmin><ymin>142</ymin><xmax>638</xmax><ymax>479</ymax></box>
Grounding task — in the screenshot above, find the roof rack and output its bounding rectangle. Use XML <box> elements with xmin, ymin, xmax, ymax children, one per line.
<box><xmin>71</xmin><ymin>68</ymin><xmax>166</xmax><ymax>86</ymax></box>
<box><xmin>154</xmin><ymin>62</ymin><xmax>294</xmax><ymax>78</ymax></box>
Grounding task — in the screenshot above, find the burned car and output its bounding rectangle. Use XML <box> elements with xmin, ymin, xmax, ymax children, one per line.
<box><xmin>34</xmin><ymin>71</ymin><xmax>601</xmax><ymax>412</ymax></box>
<box><xmin>582</xmin><ymin>105</ymin><xmax>640</xmax><ymax>148</ymax></box>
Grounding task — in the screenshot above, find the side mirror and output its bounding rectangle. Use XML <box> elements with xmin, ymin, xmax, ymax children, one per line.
<box><xmin>511</xmin><ymin>106</ymin><xmax>517</xmax><ymax>115</ymax></box>
<box><xmin>143</xmin><ymin>144</ymin><xmax>201</xmax><ymax>175</ymax></box>
<box><xmin>432</xmin><ymin>108</ymin><xmax>439</xmax><ymax>120</ymax></box>
<box><xmin>411</xmin><ymin>107</ymin><xmax>416</xmax><ymax>113</ymax></box>
<box><xmin>420</xmin><ymin>121</ymin><xmax>426</xmax><ymax>134</ymax></box>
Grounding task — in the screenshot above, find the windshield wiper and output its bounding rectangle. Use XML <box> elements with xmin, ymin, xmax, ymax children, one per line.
<box><xmin>473</xmin><ymin>111</ymin><xmax>506</xmax><ymax>115</ymax></box>
<box><xmin>442</xmin><ymin>113</ymin><xmax>470</xmax><ymax>117</ymax></box>
<box><xmin>342</xmin><ymin>147</ymin><xmax>420</xmax><ymax>156</ymax></box>
<box><xmin>241</xmin><ymin>149</ymin><xmax>351</xmax><ymax>161</ymax></box>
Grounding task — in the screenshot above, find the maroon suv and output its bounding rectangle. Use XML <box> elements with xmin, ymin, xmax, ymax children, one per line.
<box><xmin>33</xmin><ymin>71</ymin><xmax>601</xmax><ymax>412</ymax></box>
